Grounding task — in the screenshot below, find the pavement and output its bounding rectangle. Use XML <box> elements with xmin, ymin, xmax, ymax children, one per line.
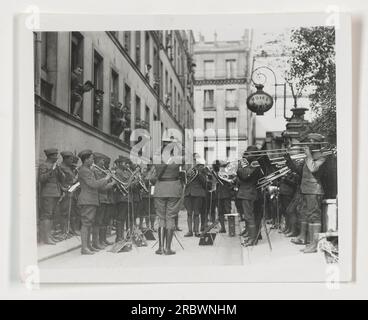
<box><xmin>38</xmin><ymin>212</ymin><xmax>331</xmax><ymax>282</ymax></box>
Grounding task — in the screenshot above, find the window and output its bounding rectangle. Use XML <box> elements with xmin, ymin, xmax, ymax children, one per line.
<box><xmin>204</xmin><ymin>90</ymin><xmax>214</xmax><ymax>109</ymax></box>
<box><xmin>226</xmin><ymin>146</ymin><xmax>237</xmax><ymax>161</ymax></box>
<box><xmin>226</xmin><ymin>118</ymin><xmax>237</xmax><ymax>136</ymax></box>
<box><xmin>145</xmin><ymin>106</ymin><xmax>150</xmax><ymax>132</ymax></box>
<box><xmin>124</xmin><ymin>32</ymin><xmax>131</xmax><ymax>54</ymax></box>
<box><xmin>226</xmin><ymin>59</ymin><xmax>236</xmax><ymax>78</ymax></box>
<box><xmin>110</xmin><ymin>69</ymin><xmax>120</xmax><ymax>136</ymax></box>
<box><xmin>135</xmin><ymin>95</ymin><xmax>141</xmax><ymax>123</ymax></box>
<box><xmin>70</xmin><ymin>32</ymin><xmax>84</xmax><ymax>117</ymax></box>
<box><xmin>165</xmin><ymin>70</ymin><xmax>168</xmax><ymax>94</ymax></box>
<box><xmin>225</xmin><ymin>89</ymin><xmax>237</xmax><ymax>108</ymax></box>
<box><xmin>145</xmin><ymin>32</ymin><xmax>150</xmax><ymax>67</ymax></box>
<box><xmin>40</xmin><ymin>32</ymin><xmax>58</xmax><ymax>103</ymax></box>
<box><xmin>71</xmin><ymin>32</ymin><xmax>84</xmax><ymax>72</ymax></box>
<box><xmin>93</xmin><ymin>51</ymin><xmax>104</xmax><ymax>129</ymax></box>
<box><xmin>124</xmin><ymin>84</ymin><xmax>131</xmax><ymax>110</ymax></box>
<box><xmin>173</xmin><ymin>87</ymin><xmax>177</xmax><ymax>116</ymax></box>
<box><xmin>204</xmin><ymin>60</ymin><xmax>215</xmax><ymax>79</ymax></box>
<box><xmin>110</xmin><ymin>69</ymin><xmax>119</xmax><ymax>107</ymax></box>
<box><xmin>135</xmin><ymin>31</ymin><xmax>141</xmax><ymax>67</ymax></box>
<box><xmin>204</xmin><ymin>147</ymin><xmax>214</xmax><ymax>165</ymax></box>
<box><xmin>153</xmin><ymin>46</ymin><xmax>158</xmax><ymax>76</ymax></box>
<box><xmin>204</xmin><ymin>118</ymin><xmax>214</xmax><ymax>130</ymax></box>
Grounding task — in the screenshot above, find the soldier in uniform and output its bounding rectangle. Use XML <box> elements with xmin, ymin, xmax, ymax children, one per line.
<box><xmin>58</xmin><ymin>151</ymin><xmax>80</xmax><ymax>237</ymax></box>
<box><xmin>114</xmin><ymin>155</ymin><xmax>133</xmax><ymax>242</ymax></box>
<box><xmin>91</xmin><ymin>153</ymin><xmax>116</xmax><ymax>250</ymax></box>
<box><xmin>216</xmin><ymin>161</ymin><xmax>233</xmax><ymax>234</ymax></box>
<box><xmin>77</xmin><ymin>150</ymin><xmax>113</xmax><ymax>255</ymax></box>
<box><xmin>289</xmin><ymin>133</ymin><xmax>327</xmax><ymax>253</ymax></box>
<box><xmin>278</xmin><ymin>171</ymin><xmax>299</xmax><ymax>235</ymax></box>
<box><xmin>101</xmin><ymin>155</ymin><xmax>115</xmax><ymax>246</ymax></box>
<box><xmin>183</xmin><ymin>157</ymin><xmax>207</xmax><ymax>237</ymax></box>
<box><xmin>236</xmin><ymin>146</ymin><xmax>262</xmax><ymax>247</ymax></box>
<box><xmin>38</xmin><ymin>148</ymin><xmax>63</xmax><ymax>245</ymax></box>
<box><xmin>153</xmin><ymin>138</ymin><xmax>184</xmax><ymax>255</ymax></box>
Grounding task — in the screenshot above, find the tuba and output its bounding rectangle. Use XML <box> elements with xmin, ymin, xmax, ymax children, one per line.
<box><xmin>186</xmin><ymin>167</ymin><xmax>199</xmax><ymax>185</ymax></box>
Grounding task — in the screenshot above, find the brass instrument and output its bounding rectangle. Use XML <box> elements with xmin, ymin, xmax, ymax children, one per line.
<box><xmin>127</xmin><ymin>167</ymin><xmax>149</xmax><ymax>193</ymax></box>
<box><xmin>186</xmin><ymin>166</ymin><xmax>199</xmax><ymax>185</ymax></box>
<box><xmin>91</xmin><ymin>163</ymin><xmax>129</xmax><ymax>195</ymax></box>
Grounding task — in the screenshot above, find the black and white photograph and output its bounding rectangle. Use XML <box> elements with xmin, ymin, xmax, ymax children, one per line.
<box><xmin>7</xmin><ymin>9</ymin><xmax>355</xmax><ymax>289</ymax></box>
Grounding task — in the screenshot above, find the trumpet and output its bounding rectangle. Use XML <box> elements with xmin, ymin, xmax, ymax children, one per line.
<box><xmin>91</xmin><ymin>163</ymin><xmax>129</xmax><ymax>195</ymax></box>
<box><xmin>127</xmin><ymin>167</ymin><xmax>149</xmax><ymax>193</ymax></box>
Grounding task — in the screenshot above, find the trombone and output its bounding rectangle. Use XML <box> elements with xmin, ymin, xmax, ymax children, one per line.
<box><xmin>91</xmin><ymin>163</ymin><xmax>129</xmax><ymax>195</ymax></box>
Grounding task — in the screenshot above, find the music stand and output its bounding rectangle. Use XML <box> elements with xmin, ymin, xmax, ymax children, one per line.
<box><xmin>142</xmin><ymin>182</ymin><xmax>156</xmax><ymax>241</ymax></box>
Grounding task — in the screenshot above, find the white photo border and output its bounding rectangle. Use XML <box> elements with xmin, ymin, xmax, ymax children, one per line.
<box><xmin>14</xmin><ymin>12</ymin><xmax>352</xmax><ymax>283</ymax></box>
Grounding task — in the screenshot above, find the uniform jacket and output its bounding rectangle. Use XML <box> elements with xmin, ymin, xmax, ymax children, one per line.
<box><xmin>184</xmin><ymin>166</ymin><xmax>207</xmax><ymax>198</ymax></box>
<box><xmin>300</xmin><ymin>154</ymin><xmax>326</xmax><ymax>195</ymax></box>
<box><xmin>236</xmin><ymin>164</ymin><xmax>261</xmax><ymax>201</ymax></box>
<box><xmin>59</xmin><ymin>162</ymin><xmax>77</xmax><ymax>189</ymax></box>
<box><xmin>279</xmin><ymin>172</ymin><xmax>299</xmax><ymax>196</ymax></box>
<box><xmin>77</xmin><ymin>165</ymin><xmax>108</xmax><ymax>206</ymax></box>
<box><xmin>92</xmin><ymin>167</ymin><xmax>114</xmax><ymax>204</ymax></box>
<box><xmin>114</xmin><ymin>168</ymin><xmax>141</xmax><ymax>202</ymax></box>
<box><xmin>38</xmin><ymin>161</ymin><xmax>62</xmax><ymax>198</ymax></box>
<box><xmin>153</xmin><ymin>164</ymin><xmax>183</xmax><ymax>198</ymax></box>
<box><xmin>216</xmin><ymin>182</ymin><xmax>233</xmax><ymax>199</ymax></box>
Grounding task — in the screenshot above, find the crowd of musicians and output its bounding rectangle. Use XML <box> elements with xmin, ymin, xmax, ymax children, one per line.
<box><xmin>37</xmin><ymin>132</ymin><xmax>336</xmax><ymax>256</ymax></box>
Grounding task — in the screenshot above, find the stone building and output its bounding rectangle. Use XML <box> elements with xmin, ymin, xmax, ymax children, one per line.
<box><xmin>34</xmin><ymin>30</ymin><xmax>195</xmax><ymax>165</ymax></box>
<box><xmin>192</xmin><ymin>31</ymin><xmax>255</xmax><ymax>164</ymax></box>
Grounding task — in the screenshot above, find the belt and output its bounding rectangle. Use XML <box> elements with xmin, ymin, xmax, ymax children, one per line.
<box><xmin>158</xmin><ymin>178</ymin><xmax>180</xmax><ymax>182</ymax></box>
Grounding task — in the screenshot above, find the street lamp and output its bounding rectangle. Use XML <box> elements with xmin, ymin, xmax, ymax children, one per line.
<box><xmin>247</xmin><ymin>65</ymin><xmax>289</xmax><ymax>120</ymax></box>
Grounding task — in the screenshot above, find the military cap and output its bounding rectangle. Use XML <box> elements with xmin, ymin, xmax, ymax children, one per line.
<box><xmin>115</xmin><ymin>155</ymin><xmax>129</xmax><ymax>163</ymax></box>
<box><xmin>72</xmin><ymin>155</ymin><xmax>79</xmax><ymax>164</ymax></box>
<box><xmin>60</xmin><ymin>151</ymin><xmax>74</xmax><ymax>158</ymax></box>
<box><xmin>305</xmin><ymin>133</ymin><xmax>325</xmax><ymax>142</ymax></box>
<box><xmin>44</xmin><ymin>148</ymin><xmax>58</xmax><ymax>156</ymax></box>
<box><xmin>104</xmin><ymin>155</ymin><xmax>111</xmax><ymax>163</ymax></box>
<box><xmin>93</xmin><ymin>152</ymin><xmax>106</xmax><ymax>160</ymax></box>
<box><xmin>78</xmin><ymin>149</ymin><xmax>93</xmax><ymax>159</ymax></box>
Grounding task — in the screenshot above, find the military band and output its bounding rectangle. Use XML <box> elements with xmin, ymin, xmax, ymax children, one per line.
<box><xmin>36</xmin><ymin>132</ymin><xmax>335</xmax><ymax>256</ymax></box>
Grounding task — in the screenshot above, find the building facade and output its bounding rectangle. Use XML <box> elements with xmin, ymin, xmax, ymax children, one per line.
<box><xmin>192</xmin><ymin>31</ymin><xmax>255</xmax><ymax>164</ymax></box>
<box><xmin>34</xmin><ymin>30</ymin><xmax>195</xmax><ymax>166</ymax></box>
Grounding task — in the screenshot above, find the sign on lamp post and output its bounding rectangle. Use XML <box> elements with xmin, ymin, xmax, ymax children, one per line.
<box><xmin>246</xmin><ymin>84</ymin><xmax>274</xmax><ymax>115</ymax></box>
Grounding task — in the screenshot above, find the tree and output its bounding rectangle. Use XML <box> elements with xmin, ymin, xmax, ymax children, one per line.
<box><xmin>287</xmin><ymin>26</ymin><xmax>336</xmax><ymax>142</ymax></box>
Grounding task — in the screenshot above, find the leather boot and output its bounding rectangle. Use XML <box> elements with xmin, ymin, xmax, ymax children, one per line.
<box><xmin>92</xmin><ymin>227</ymin><xmax>105</xmax><ymax>250</ymax></box>
<box><xmin>81</xmin><ymin>226</ymin><xmax>94</xmax><ymax>255</ymax></box>
<box><xmin>184</xmin><ymin>214</ymin><xmax>193</xmax><ymax>237</ymax></box>
<box><xmin>88</xmin><ymin>227</ymin><xmax>99</xmax><ymax>252</ymax></box>
<box><xmin>42</xmin><ymin>219</ymin><xmax>56</xmax><ymax>245</ymax></box>
<box><xmin>303</xmin><ymin>223</ymin><xmax>321</xmax><ymax>253</ymax></box>
<box><xmin>286</xmin><ymin>214</ymin><xmax>299</xmax><ymax>237</ymax></box>
<box><xmin>70</xmin><ymin>217</ymin><xmax>80</xmax><ymax>236</ymax></box>
<box><xmin>291</xmin><ymin>221</ymin><xmax>308</xmax><ymax>245</ymax></box>
<box><xmin>165</xmin><ymin>228</ymin><xmax>176</xmax><ymax>255</ymax></box>
<box><xmin>219</xmin><ymin>215</ymin><xmax>226</xmax><ymax>233</ymax></box>
<box><xmin>150</xmin><ymin>217</ymin><xmax>156</xmax><ymax>232</ymax></box>
<box><xmin>155</xmin><ymin>227</ymin><xmax>165</xmax><ymax>255</ymax></box>
<box><xmin>115</xmin><ymin>221</ymin><xmax>124</xmax><ymax>243</ymax></box>
<box><xmin>100</xmin><ymin>227</ymin><xmax>114</xmax><ymax>246</ymax></box>
<box><xmin>194</xmin><ymin>215</ymin><xmax>200</xmax><ymax>237</ymax></box>
<box><xmin>242</xmin><ymin>224</ymin><xmax>257</xmax><ymax>247</ymax></box>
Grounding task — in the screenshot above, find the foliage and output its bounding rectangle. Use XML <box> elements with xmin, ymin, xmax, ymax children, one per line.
<box><xmin>287</xmin><ymin>26</ymin><xmax>336</xmax><ymax>141</ymax></box>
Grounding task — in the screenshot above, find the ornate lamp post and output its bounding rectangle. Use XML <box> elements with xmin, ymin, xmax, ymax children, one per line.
<box><xmin>246</xmin><ymin>65</ymin><xmax>311</xmax><ymax>141</ymax></box>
